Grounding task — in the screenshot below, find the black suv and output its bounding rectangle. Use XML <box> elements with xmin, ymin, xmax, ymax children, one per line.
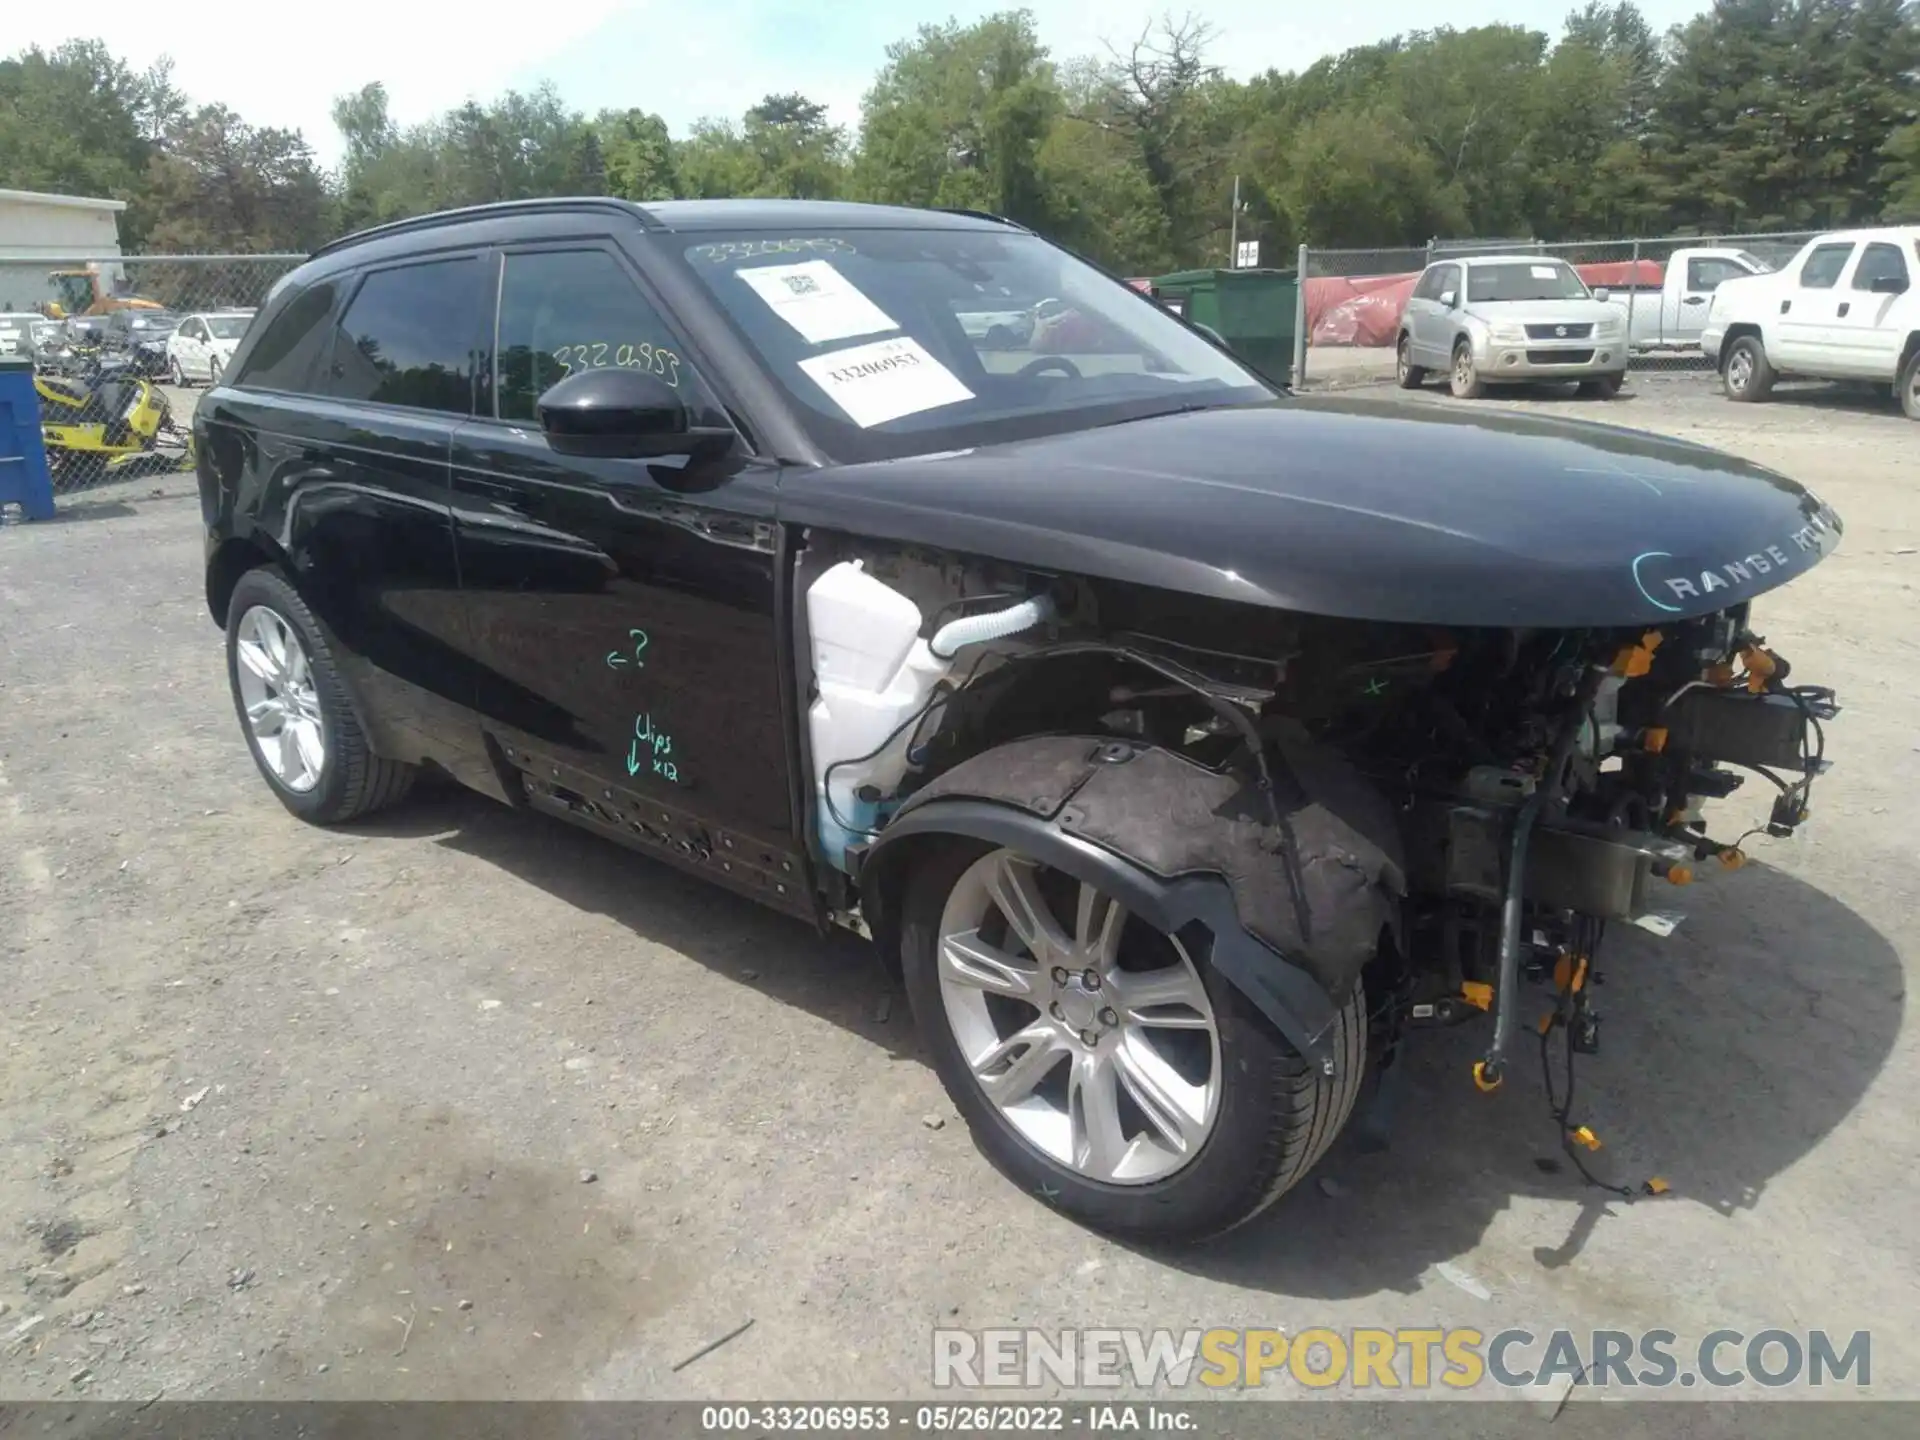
<box><xmin>197</xmin><ymin>198</ymin><xmax>1841</xmax><ymax>1240</ymax></box>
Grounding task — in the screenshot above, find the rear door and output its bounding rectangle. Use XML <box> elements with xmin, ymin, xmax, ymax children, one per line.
<box><xmin>1412</xmin><ymin>264</ymin><xmax>1458</xmax><ymax>365</ymax></box>
<box><xmin>1831</xmin><ymin>241</ymin><xmax>1910</xmax><ymax>380</ymax></box>
<box><xmin>449</xmin><ymin>240</ymin><xmax>808</xmax><ymax>912</ymax></box>
<box><xmin>1774</xmin><ymin>240</ymin><xmax>1855</xmax><ymax>373</ymax></box>
<box><xmin>217</xmin><ymin>255</ymin><xmax>494</xmax><ymax>789</ymax></box>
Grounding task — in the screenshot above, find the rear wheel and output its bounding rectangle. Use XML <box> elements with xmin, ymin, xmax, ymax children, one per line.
<box><xmin>1395</xmin><ymin>335</ymin><xmax>1426</xmax><ymax>389</ymax></box>
<box><xmin>1722</xmin><ymin>336</ymin><xmax>1776</xmax><ymax>402</ymax></box>
<box><xmin>1899</xmin><ymin>348</ymin><xmax>1920</xmax><ymax>421</ymax></box>
<box><xmin>225</xmin><ymin>568</ymin><xmax>416</xmax><ymax>824</ymax></box>
<box><xmin>1449</xmin><ymin>341</ymin><xmax>1486</xmax><ymax>399</ymax></box>
<box><xmin>900</xmin><ymin>839</ymin><xmax>1364</xmax><ymax>1242</ymax></box>
<box><xmin>207</xmin><ymin>356</ymin><xmax>224</xmax><ymax>388</ymax></box>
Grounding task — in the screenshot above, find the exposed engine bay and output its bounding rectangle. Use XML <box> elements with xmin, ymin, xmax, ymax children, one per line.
<box><xmin>799</xmin><ymin>537</ymin><xmax>1838</xmax><ymax>1189</ymax></box>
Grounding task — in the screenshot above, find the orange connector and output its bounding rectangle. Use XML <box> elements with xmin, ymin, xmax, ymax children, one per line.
<box><xmin>1472</xmin><ymin>1061</ymin><xmax>1503</xmax><ymax>1093</ymax></box>
<box><xmin>1460</xmin><ymin>982</ymin><xmax>1493</xmax><ymax>1012</ymax></box>
<box><xmin>1569</xmin><ymin>1125</ymin><xmax>1603</xmax><ymax>1151</ymax></box>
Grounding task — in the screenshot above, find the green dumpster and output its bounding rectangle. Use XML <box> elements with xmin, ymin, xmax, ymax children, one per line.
<box><xmin>1147</xmin><ymin>268</ymin><xmax>1298</xmax><ymax>385</ymax></box>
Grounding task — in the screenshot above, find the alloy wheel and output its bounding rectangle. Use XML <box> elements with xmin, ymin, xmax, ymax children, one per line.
<box><xmin>234</xmin><ymin>605</ymin><xmax>326</xmax><ymax>792</ymax></box>
<box><xmin>935</xmin><ymin>848</ymin><xmax>1221</xmax><ymax>1185</ymax></box>
<box><xmin>1727</xmin><ymin>348</ymin><xmax>1753</xmax><ymax>394</ymax></box>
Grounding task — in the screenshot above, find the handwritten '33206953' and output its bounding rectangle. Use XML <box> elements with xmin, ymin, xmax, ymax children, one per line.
<box><xmin>551</xmin><ymin>342</ymin><xmax>682</xmax><ymax>387</ymax></box>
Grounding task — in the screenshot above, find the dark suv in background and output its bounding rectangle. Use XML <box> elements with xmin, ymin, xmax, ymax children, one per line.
<box><xmin>194</xmin><ymin>198</ymin><xmax>1839</xmax><ymax>1242</ymax></box>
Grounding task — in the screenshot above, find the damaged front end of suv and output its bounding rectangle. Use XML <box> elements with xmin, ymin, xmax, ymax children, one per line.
<box><xmin>789</xmin><ymin>399</ymin><xmax>1842</xmax><ymax>1241</ymax></box>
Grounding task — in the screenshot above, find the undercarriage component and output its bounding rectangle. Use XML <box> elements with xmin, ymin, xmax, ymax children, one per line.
<box><xmin>1407</xmin><ymin>805</ymin><xmax>1696</xmax><ymax>922</ymax></box>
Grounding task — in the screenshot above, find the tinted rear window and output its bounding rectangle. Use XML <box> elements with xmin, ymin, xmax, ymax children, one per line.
<box><xmin>322</xmin><ymin>258</ymin><xmax>483</xmax><ymax>414</ymax></box>
<box><xmin>232</xmin><ymin>283</ymin><xmax>338</xmax><ymax>393</ymax></box>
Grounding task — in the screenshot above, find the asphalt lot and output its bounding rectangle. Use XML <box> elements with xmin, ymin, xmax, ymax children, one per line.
<box><xmin>2</xmin><ymin>370</ymin><xmax>1917</xmax><ymax>1405</ymax></box>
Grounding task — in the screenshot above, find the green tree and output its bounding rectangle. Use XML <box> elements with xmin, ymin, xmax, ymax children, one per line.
<box><xmin>1653</xmin><ymin>0</ymin><xmax>1920</xmax><ymax>231</ymax></box>
<box><xmin>853</xmin><ymin>11</ymin><xmax>1060</xmax><ymax>227</ymax></box>
<box><xmin>742</xmin><ymin>93</ymin><xmax>847</xmax><ymax>199</ymax></box>
<box><xmin>596</xmin><ymin>108</ymin><xmax>678</xmax><ymax>201</ymax></box>
<box><xmin>142</xmin><ymin>105</ymin><xmax>330</xmax><ymax>252</ymax></box>
<box><xmin>0</xmin><ymin>41</ymin><xmax>152</xmax><ymax>236</ymax></box>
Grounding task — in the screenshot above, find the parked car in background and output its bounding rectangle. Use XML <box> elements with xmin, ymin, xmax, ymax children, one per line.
<box><xmin>1397</xmin><ymin>255</ymin><xmax>1629</xmax><ymax>398</ymax></box>
<box><xmin>0</xmin><ymin>312</ymin><xmax>41</xmax><ymax>359</ymax></box>
<box><xmin>166</xmin><ymin>310</ymin><xmax>256</xmax><ymax>386</ymax></box>
<box><xmin>1702</xmin><ymin>226</ymin><xmax>1920</xmax><ymax>419</ymax></box>
<box><xmin>1597</xmin><ymin>247</ymin><xmax>1773</xmax><ymax>351</ymax></box>
<box><xmin>106</xmin><ymin>307</ymin><xmax>184</xmax><ymax>376</ymax></box>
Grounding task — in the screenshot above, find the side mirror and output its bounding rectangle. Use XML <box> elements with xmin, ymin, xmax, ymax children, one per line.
<box><xmin>1193</xmin><ymin>321</ymin><xmax>1227</xmax><ymax>346</ymax></box>
<box><xmin>535</xmin><ymin>366</ymin><xmax>734</xmax><ymax>462</ymax></box>
<box><xmin>1439</xmin><ymin>289</ymin><xmax>1458</xmax><ymax>309</ymax></box>
<box><xmin>1593</xmin><ymin>287</ymin><xmax>1611</xmax><ymax>303</ymax></box>
<box><xmin>1869</xmin><ymin>274</ymin><xmax>1908</xmax><ymax>295</ymax></box>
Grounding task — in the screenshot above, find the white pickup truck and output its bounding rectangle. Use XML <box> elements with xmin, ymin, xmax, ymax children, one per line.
<box><xmin>1598</xmin><ymin>246</ymin><xmax>1774</xmax><ymax>351</ymax></box>
<box><xmin>1701</xmin><ymin>226</ymin><xmax>1920</xmax><ymax>420</ymax></box>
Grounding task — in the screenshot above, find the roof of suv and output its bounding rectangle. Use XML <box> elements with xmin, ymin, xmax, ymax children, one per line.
<box><xmin>313</xmin><ymin>197</ymin><xmax>1025</xmax><ymax>261</ymax></box>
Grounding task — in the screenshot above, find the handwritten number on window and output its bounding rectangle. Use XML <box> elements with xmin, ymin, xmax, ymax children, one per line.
<box><xmin>551</xmin><ymin>342</ymin><xmax>681</xmax><ymax>388</ymax></box>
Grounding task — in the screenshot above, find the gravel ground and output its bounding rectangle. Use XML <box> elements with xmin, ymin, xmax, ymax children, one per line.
<box><xmin>1</xmin><ymin>373</ymin><xmax>1916</xmax><ymax>1404</ymax></box>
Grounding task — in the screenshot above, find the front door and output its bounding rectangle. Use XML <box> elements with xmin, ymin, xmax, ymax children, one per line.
<box><xmin>450</xmin><ymin>242</ymin><xmax>807</xmax><ymax>910</ymax></box>
<box><xmin>1774</xmin><ymin>240</ymin><xmax>1854</xmax><ymax>372</ymax></box>
<box><xmin>1830</xmin><ymin>241</ymin><xmax>1910</xmax><ymax>380</ymax></box>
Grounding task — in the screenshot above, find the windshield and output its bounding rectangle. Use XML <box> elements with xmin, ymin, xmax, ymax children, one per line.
<box><xmin>1734</xmin><ymin>251</ymin><xmax>1771</xmax><ymax>273</ymax></box>
<box><xmin>205</xmin><ymin>315</ymin><xmax>250</xmax><ymax>339</ymax></box>
<box><xmin>1468</xmin><ymin>262</ymin><xmax>1591</xmax><ymax>303</ymax></box>
<box><xmin>673</xmin><ymin>228</ymin><xmax>1275</xmax><ymax>463</ymax></box>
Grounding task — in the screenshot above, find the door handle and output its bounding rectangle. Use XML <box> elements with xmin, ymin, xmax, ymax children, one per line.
<box><xmin>1780</xmin><ymin>300</ymin><xmax>1792</xmax><ymax>314</ymax></box>
<box><xmin>1683</xmin><ymin>295</ymin><xmax>1706</xmax><ymax>305</ymax></box>
<box><xmin>1837</xmin><ymin>302</ymin><xmax>1850</xmax><ymax>317</ymax></box>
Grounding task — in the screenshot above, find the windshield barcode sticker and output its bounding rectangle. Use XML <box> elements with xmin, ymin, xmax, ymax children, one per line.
<box><xmin>798</xmin><ymin>337</ymin><xmax>974</xmax><ymax>428</ymax></box>
<box><xmin>737</xmin><ymin>260</ymin><xmax>898</xmax><ymax>345</ymax></box>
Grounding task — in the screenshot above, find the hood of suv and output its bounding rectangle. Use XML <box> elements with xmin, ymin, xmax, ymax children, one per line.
<box><xmin>780</xmin><ymin>396</ymin><xmax>1841</xmax><ymax>629</ymax></box>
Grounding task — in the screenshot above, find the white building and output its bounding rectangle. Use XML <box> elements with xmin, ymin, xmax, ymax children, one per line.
<box><xmin>0</xmin><ymin>188</ymin><xmax>127</xmax><ymax>314</ymax></box>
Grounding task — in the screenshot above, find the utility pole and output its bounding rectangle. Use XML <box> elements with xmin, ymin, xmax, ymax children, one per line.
<box><xmin>1229</xmin><ymin>174</ymin><xmax>1241</xmax><ymax>267</ymax></box>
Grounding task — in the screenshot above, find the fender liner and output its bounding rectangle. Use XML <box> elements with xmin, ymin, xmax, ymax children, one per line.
<box><xmin>858</xmin><ymin>734</ymin><xmax>1405</xmax><ymax>1069</ymax></box>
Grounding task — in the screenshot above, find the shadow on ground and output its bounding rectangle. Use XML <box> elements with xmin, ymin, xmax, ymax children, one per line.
<box><xmin>357</xmin><ymin>787</ymin><xmax>1903</xmax><ymax>1302</ymax></box>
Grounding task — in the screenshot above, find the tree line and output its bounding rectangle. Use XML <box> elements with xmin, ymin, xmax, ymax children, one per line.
<box><xmin>3</xmin><ymin>0</ymin><xmax>1917</xmax><ymax>275</ymax></box>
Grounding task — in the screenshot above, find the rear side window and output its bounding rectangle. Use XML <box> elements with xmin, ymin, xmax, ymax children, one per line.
<box><xmin>322</xmin><ymin>259</ymin><xmax>482</xmax><ymax>415</ymax></box>
<box><xmin>233</xmin><ymin>282</ymin><xmax>337</xmax><ymax>393</ymax></box>
<box><xmin>1852</xmin><ymin>243</ymin><xmax>1909</xmax><ymax>292</ymax></box>
<box><xmin>1798</xmin><ymin>243</ymin><xmax>1854</xmax><ymax>290</ymax></box>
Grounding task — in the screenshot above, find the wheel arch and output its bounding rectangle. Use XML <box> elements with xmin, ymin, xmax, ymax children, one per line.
<box><xmin>856</xmin><ymin>734</ymin><xmax>1406</xmax><ymax>1072</ymax></box>
<box><xmin>1719</xmin><ymin>321</ymin><xmax>1764</xmax><ymax>370</ymax></box>
<box><xmin>206</xmin><ymin>531</ymin><xmax>294</xmax><ymax>626</ymax></box>
<box><xmin>1898</xmin><ymin>330</ymin><xmax>1920</xmax><ymax>378</ymax></box>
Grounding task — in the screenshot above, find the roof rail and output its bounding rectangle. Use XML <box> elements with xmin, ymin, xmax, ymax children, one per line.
<box><xmin>931</xmin><ymin>207</ymin><xmax>1027</xmax><ymax>230</ymax></box>
<box><xmin>310</xmin><ymin>197</ymin><xmax>652</xmax><ymax>260</ymax></box>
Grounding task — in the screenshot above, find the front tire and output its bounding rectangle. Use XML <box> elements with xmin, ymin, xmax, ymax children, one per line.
<box><xmin>168</xmin><ymin>356</ymin><xmax>191</xmax><ymax>388</ymax></box>
<box><xmin>1395</xmin><ymin>335</ymin><xmax>1426</xmax><ymax>389</ymax></box>
<box><xmin>225</xmin><ymin>567</ymin><xmax>416</xmax><ymax>824</ymax></box>
<box><xmin>1722</xmin><ymin>335</ymin><xmax>1776</xmax><ymax>402</ymax></box>
<box><xmin>1449</xmin><ymin>341</ymin><xmax>1486</xmax><ymax>399</ymax></box>
<box><xmin>899</xmin><ymin>839</ymin><xmax>1364</xmax><ymax>1242</ymax></box>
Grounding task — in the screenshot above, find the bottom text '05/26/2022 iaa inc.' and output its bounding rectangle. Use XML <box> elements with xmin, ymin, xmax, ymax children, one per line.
<box><xmin>192</xmin><ymin>196</ymin><xmax>1843</xmax><ymax>1242</ymax></box>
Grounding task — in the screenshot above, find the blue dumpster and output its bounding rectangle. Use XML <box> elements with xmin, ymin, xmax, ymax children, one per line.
<box><xmin>0</xmin><ymin>356</ymin><xmax>55</xmax><ymax>521</ymax></box>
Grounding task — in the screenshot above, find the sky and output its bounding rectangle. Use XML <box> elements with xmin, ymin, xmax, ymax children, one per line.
<box><xmin>14</xmin><ymin>0</ymin><xmax>1715</xmax><ymax>170</ymax></box>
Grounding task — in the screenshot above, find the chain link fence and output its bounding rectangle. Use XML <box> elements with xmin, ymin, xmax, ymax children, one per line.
<box><xmin>1296</xmin><ymin>230</ymin><xmax>1821</xmax><ymax>389</ymax></box>
<box><xmin>11</xmin><ymin>254</ymin><xmax>304</xmax><ymax>501</ymax></box>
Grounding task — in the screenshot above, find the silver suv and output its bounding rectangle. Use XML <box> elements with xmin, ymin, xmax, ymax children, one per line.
<box><xmin>1397</xmin><ymin>255</ymin><xmax>1629</xmax><ymax>399</ymax></box>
